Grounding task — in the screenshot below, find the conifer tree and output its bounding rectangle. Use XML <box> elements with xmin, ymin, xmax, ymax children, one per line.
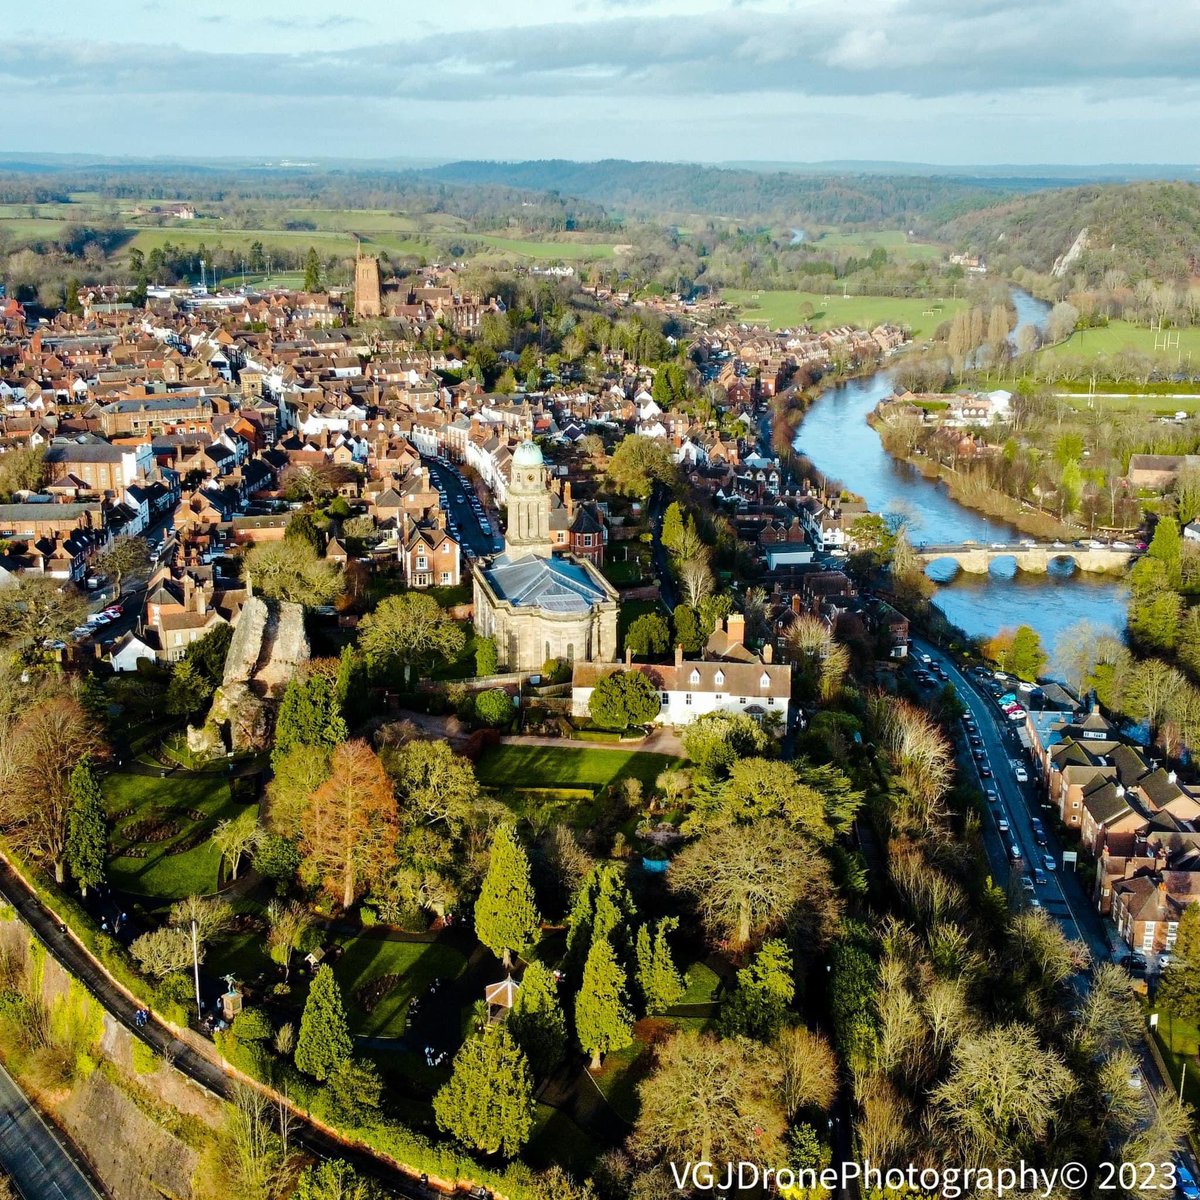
<box><xmin>717</xmin><ymin>938</ymin><xmax>795</xmax><ymax>1040</ymax></box>
<box><xmin>564</xmin><ymin>862</ymin><xmax>637</xmax><ymax>980</ymax></box>
<box><xmin>575</xmin><ymin>934</ymin><xmax>632</xmax><ymax>1070</ymax></box>
<box><xmin>433</xmin><ymin>1021</ymin><xmax>534</xmax><ymax>1157</ymax></box>
<box><xmin>474</xmin><ymin>825</ymin><xmax>541</xmax><ymax>968</ymax></box>
<box><xmin>509</xmin><ymin>961</ymin><xmax>567</xmax><ymax>1076</ymax></box>
<box><xmin>636</xmin><ymin>918</ymin><xmax>685</xmax><ymax>1016</ymax></box>
<box><xmin>65</xmin><ymin>758</ymin><xmax>107</xmax><ymax>898</ymax></box>
<box><xmin>295</xmin><ymin>964</ymin><xmax>352</xmax><ymax>1081</ymax></box>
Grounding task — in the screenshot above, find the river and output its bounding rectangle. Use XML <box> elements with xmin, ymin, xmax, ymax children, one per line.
<box><xmin>790</xmin><ymin>288</ymin><xmax>1128</xmax><ymax>650</ymax></box>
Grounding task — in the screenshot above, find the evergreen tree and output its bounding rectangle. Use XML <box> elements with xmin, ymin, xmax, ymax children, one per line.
<box><xmin>588</xmin><ymin>669</ymin><xmax>661</xmax><ymax>731</ymax></box>
<box><xmin>65</xmin><ymin>758</ymin><xmax>107</xmax><ymax>897</ymax></box>
<box><xmin>661</xmin><ymin>501</ymin><xmax>686</xmax><ymax>555</ymax></box>
<box><xmin>624</xmin><ymin>612</ymin><xmax>671</xmax><ymax>659</ymax></box>
<box><xmin>1148</xmin><ymin>517</ymin><xmax>1183</xmax><ymax>589</ymax></box>
<box><xmin>575</xmin><ymin>935</ymin><xmax>632</xmax><ymax>1070</ymax></box>
<box><xmin>334</xmin><ymin>645</ymin><xmax>364</xmax><ymax>726</ymax></box>
<box><xmin>273</xmin><ymin>670</ymin><xmax>346</xmax><ymax>768</ymax></box>
<box><xmin>509</xmin><ymin>961</ymin><xmax>567</xmax><ymax>1077</ymax></box>
<box><xmin>433</xmin><ymin>1021</ymin><xmax>534</xmax><ymax>1157</ymax></box>
<box><xmin>673</xmin><ymin>604</ymin><xmax>703</xmax><ymax>653</ymax></box>
<box><xmin>303</xmin><ymin>247</ymin><xmax>322</xmax><ymax>292</ymax></box>
<box><xmin>474</xmin><ymin>635</ymin><xmax>498</xmax><ymax>678</ymax></box>
<box><xmin>295</xmin><ymin>964</ymin><xmax>352</xmax><ymax>1081</ymax></box>
<box><xmin>474</xmin><ymin>826</ymin><xmax>541</xmax><ymax>968</ymax></box>
<box><xmin>717</xmin><ymin>938</ymin><xmax>795</xmax><ymax>1041</ymax></box>
<box><xmin>564</xmin><ymin>863</ymin><xmax>637</xmax><ymax>980</ymax></box>
<box><xmin>636</xmin><ymin>918</ymin><xmax>685</xmax><ymax>1016</ymax></box>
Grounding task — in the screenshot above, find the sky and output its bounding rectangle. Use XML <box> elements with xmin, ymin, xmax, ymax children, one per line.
<box><xmin>4</xmin><ymin>0</ymin><xmax>1200</xmax><ymax>166</ymax></box>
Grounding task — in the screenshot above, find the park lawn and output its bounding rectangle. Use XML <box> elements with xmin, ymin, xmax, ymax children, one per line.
<box><xmin>721</xmin><ymin>288</ymin><xmax>966</xmax><ymax>339</ymax></box>
<box><xmin>206</xmin><ymin>932</ymin><xmax>273</xmax><ymax>986</ymax></box>
<box><xmin>1039</xmin><ymin>320</ymin><xmax>1200</xmax><ymax>365</ymax></box>
<box><xmin>102</xmin><ymin>769</ymin><xmax>242</xmax><ymax>901</ymax></box>
<box><xmin>334</xmin><ymin>937</ymin><xmax>468</xmax><ymax>1038</ymax></box>
<box><xmin>1148</xmin><ymin>1007</ymin><xmax>1200</xmax><ymax>1114</ymax></box>
<box><xmin>476</xmin><ymin>745</ymin><xmax>674</xmax><ymax>794</ymax></box>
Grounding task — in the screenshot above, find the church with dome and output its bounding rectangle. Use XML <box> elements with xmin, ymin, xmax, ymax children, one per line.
<box><xmin>472</xmin><ymin>442</ymin><xmax>619</xmax><ymax>672</ymax></box>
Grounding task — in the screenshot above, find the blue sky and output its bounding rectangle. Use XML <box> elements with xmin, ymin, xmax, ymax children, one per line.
<box><xmin>5</xmin><ymin>0</ymin><xmax>1200</xmax><ymax>165</ymax></box>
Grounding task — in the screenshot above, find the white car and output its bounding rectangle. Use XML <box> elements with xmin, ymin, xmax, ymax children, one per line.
<box><xmin>1015</xmin><ymin>766</ymin><xmax>1029</xmax><ymax>782</ymax></box>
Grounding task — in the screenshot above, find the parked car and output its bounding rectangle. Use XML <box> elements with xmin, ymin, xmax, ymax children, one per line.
<box><xmin>998</xmin><ymin>817</ymin><xmax>1010</xmax><ymax>833</ymax></box>
<box><xmin>1043</xmin><ymin>854</ymin><xmax>1056</xmax><ymax>872</ymax></box>
<box><xmin>980</xmin><ymin>766</ymin><xmax>993</xmax><ymax>778</ymax></box>
<box><xmin>1175</xmin><ymin>1160</ymin><xmax>1199</xmax><ymax>1200</ymax></box>
<box><xmin>1021</xmin><ymin>875</ymin><xmax>1036</xmax><ymax>895</ymax></box>
<box><xmin>1015</xmin><ymin>765</ymin><xmax>1029</xmax><ymax>782</ymax></box>
<box><xmin>986</xmin><ymin>788</ymin><xmax>1000</xmax><ymax>806</ymax></box>
<box><xmin>1033</xmin><ymin>868</ymin><xmax>1048</xmax><ymax>886</ymax></box>
<box><xmin>1009</xmin><ymin>843</ymin><xmax>1022</xmax><ymax>861</ymax></box>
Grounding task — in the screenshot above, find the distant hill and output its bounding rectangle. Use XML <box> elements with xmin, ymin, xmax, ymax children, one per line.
<box><xmin>422</xmin><ymin>159</ymin><xmax>1017</xmax><ymax>225</ymax></box>
<box><xmin>934</xmin><ymin>181</ymin><xmax>1200</xmax><ymax>283</ymax></box>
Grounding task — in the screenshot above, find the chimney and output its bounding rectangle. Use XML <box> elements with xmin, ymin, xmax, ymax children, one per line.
<box><xmin>675</xmin><ymin>643</ymin><xmax>684</xmax><ymax>668</ymax></box>
<box><xmin>762</xmin><ymin>642</ymin><xmax>773</xmax><ymax>664</ymax></box>
<box><xmin>625</xmin><ymin>645</ymin><xmax>632</xmax><ymax>667</ymax></box>
<box><xmin>726</xmin><ymin>613</ymin><xmax>745</xmax><ymax>647</ymax></box>
<box><xmin>196</xmin><ymin>587</ymin><xmax>207</xmax><ymax>615</ymax></box>
<box><xmin>791</xmin><ymin>595</ymin><xmax>802</xmax><ymax>615</ymax></box>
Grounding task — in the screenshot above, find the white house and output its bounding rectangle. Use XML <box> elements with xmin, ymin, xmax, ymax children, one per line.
<box><xmin>571</xmin><ymin>644</ymin><xmax>791</xmax><ymax>727</ymax></box>
<box><xmin>108</xmin><ymin>632</ymin><xmax>157</xmax><ymax>673</ymax></box>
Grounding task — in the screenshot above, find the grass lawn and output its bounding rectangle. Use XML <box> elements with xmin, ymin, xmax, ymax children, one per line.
<box><xmin>802</xmin><ymin>228</ymin><xmax>943</xmax><ymax>263</ymax></box>
<box><xmin>334</xmin><ymin>937</ymin><xmax>468</xmax><ymax>1038</ymax></box>
<box><xmin>618</xmin><ymin>598</ymin><xmax>667</xmax><ymax>648</ymax></box>
<box><xmin>472</xmin><ymin>234</ymin><xmax>617</xmax><ymax>261</ymax></box>
<box><xmin>678</xmin><ymin>961</ymin><xmax>723</xmax><ymax>1007</ymax></box>
<box><xmin>525</xmin><ymin>1104</ymin><xmax>602</xmax><ymax>1175</ymax></box>
<box><xmin>1039</xmin><ymin>321</ymin><xmax>1200</xmax><ymax>366</ymax></box>
<box><xmin>476</xmin><ymin>745</ymin><xmax>674</xmax><ymax>793</ymax></box>
<box><xmin>1060</xmin><ymin>392</ymin><xmax>1200</xmax><ymax>415</ymax></box>
<box><xmin>1149</xmin><ymin>1008</ymin><xmax>1200</xmax><ymax>1115</ymax></box>
<box><xmin>103</xmin><ymin>769</ymin><xmax>243</xmax><ymax>901</ymax></box>
<box><xmin>722</xmin><ymin>288</ymin><xmax>966</xmax><ymax>338</ymax></box>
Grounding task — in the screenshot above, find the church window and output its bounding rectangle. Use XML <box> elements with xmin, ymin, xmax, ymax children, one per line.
<box><xmin>566</xmin><ymin>644</ymin><xmax>575</xmax><ymax>662</ymax></box>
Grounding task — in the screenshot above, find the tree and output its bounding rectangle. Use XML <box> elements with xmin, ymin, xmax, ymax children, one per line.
<box><xmin>0</xmin><ymin>576</ymin><xmax>87</xmax><ymax>659</ymax></box>
<box><xmin>303</xmin><ymin>247</ymin><xmax>321</xmax><ymax>292</ymax></box>
<box><xmin>575</xmin><ymin>934</ymin><xmax>633</xmax><ymax>1070</ymax></box>
<box><xmin>295</xmin><ymin>964</ymin><xmax>352</xmax><ymax>1082</ymax></box>
<box><xmin>301</xmin><ymin>740</ymin><xmax>398</xmax><ymax>909</ymax></box>
<box><xmin>433</xmin><ymin>1021</ymin><xmax>534</xmax><ymax>1157</ymax></box>
<box><xmin>717</xmin><ymin>939</ymin><xmax>795</xmax><ymax>1040</ymax></box>
<box><xmin>65</xmin><ymin>758</ymin><xmax>106</xmax><ymax>897</ymax></box>
<box><xmin>295</xmin><ymin>1161</ymin><xmax>377</xmax><ymax>1200</ymax></box>
<box><xmin>661</xmin><ymin>501</ymin><xmax>686</xmax><ymax>555</ymax></box>
<box><xmin>630</xmin><ymin>1030</ymin><xmax>786</xmax><ymax>1167</ymax></box>
<box><xmin>212</xmin><ymin>810</ymin><xmax>259</xmax><ymax>882</ymax></box>
<box><xmin>670</xmin><ymin>818</ymin><xmax>841</xmax><ymax>951</ymax></box>
<box><xmin>266</xmin><ymin>743</ymin><xmax>332</xmax><ymax>838</ymax></box>
<box><xmin>509</xmin><ymin>961</ymin><xmax>567</xmax><ymax>1076</ymax></box>
<box><xmin>0</xmin><ymin>695</ymin><xmax>104</xmax><ymax>882</ymax></box>
<box><xmin>475</xmin><ymin>825</ymin><xmax>541</xmax><ymax>968</ymax></box>
<box><xmin>327</xmin><ymin>1058</ymin><xmax>383</xmax><ymax>1126</ymax></box>
<box><xmin>131</xmin><ymin>926</ymin><xmax>196</xmax><ymax>978</ymax></box>
<box><xmin>264</xmin><ymin>900</ymin><xmax>312</xmax><ymax>982</ymax></box>
<box><xmin>359</xmin><ymin>593</ymin><xmax>465</xmax><ymax>685</ymax></box>
<box><xmin>93</xmin><ymin>535</ymin><xmax>151</xmax><ymax>597</ymax></box>
<box><xmin>624</xmin><ymin>612</ymin><xmax>670</xmax><ymax>659</ymax></box>
<box><xmin>688</xmin><ymin>757</ymin><xmax>828</xmax><ymax>841</ymax></box>
<box><xmin>588</xmin><ymin>669</ymin><xmax>660</xmax><ymax>732</ymax></box>
<box><xmin>285</xmin><ymin>510</ymin><xmax>325</xmax><ymax>555</ymax></box>
<box><xmin>475</xmin><ymin>635</ymin><xmax>498</xmax><ymax>678</ymax></box>
<box><xmin>564</xmin><ymin>862</ymin><xmax>638</xmax><ymax>980</ymax></box>
<box><xmin>167</xmin><ymin>657</ymin><xmax>215</xmax><ymax>718</ymax></box>
<box><xmin>679</xmin><ymin>558</ymin><xmax>713</xmax><ymax>609</ymax></box>
<box><xmin>1007</xmin><ymin>625</ymin><xmax>1047</xmax><ymax>682</ymax></box>
<box><xmin>1148</xmin><ymin>517</ymin><xmax>1184</xmax><ymax>588</ymax></box>
<box><xmin>672</xmin><ymin>604</ymin><xmax>703</xmax><ymax>654</ymax></box>
<box><xmin>635</xmin><ymin>918</ymin><xmax>684</xmax><ymax>1015</ymax></box>
<box><xmin>772</xmin><ymin>1025</ymin><xmax>838</xmax><ymax>1118</ymax></box>
<box><xmin>474</xmin><ymin>688</ymin><xmax>513</xmax><ymax>727</ymax></box>
<box><xmin>244</xmin><ymin>540</ymin><xmax>341</xmax><ymax>606</ymax></box>
<box><xmin>848</xmin><ymin>513</ymin><xmax>898</xmax><ymax>569</ymax></box>
<box><xmin>273</xmin><ymin>667</ymin><xmax>346</xmax><ymax>768</ymax></box>
<box><xmin>389</xmin><ymin>738</ymin><xmax>481</xmax><ymax>832</ymax></box>
<box><xmin>680</xmin><ymin>711</ymin><xmax>769</xmax><ymax>780</ymax></box>
<box><xmin>606</xmin><ymin>435</ymin><xmax>678</xmax><ymax>499</ymax></box>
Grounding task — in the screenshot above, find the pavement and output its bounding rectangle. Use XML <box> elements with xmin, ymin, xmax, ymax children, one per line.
<box><xmin>0</xmin><ymin>858</ymin><xmax>435</xmax><ymax>1199</ymax></box>
<box><xmin>0</xmin><ymin>1060</ymin><xmax>103</xmax><ymax>1200</ymax></box>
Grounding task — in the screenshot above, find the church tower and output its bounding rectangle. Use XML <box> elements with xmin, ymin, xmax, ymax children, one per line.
<box><xmin>353</xmin><ymin>247</ymin><xmax>382</xmax><ymax>320</ymax></box>
<box><xmin>504</xmin><ymin>441</ymin><xmax>552</xmax><ymax>559</ymax></box>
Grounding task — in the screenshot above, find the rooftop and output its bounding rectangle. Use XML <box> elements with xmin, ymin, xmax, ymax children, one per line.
<box><xmin>482</xmin><ymin>553</ymin><xmax>608</xmax><ymax>613</ymax></box>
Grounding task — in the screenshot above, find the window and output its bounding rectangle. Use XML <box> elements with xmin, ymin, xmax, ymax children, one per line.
<box><xmin>685</xmin><ymin>693</ymin><xmax>693</xmax><ymax>706</ymax></box>
<box><xmin>689</xmin><ymin>669</ymin><xmax>700</xmax><ymax>685</ymax></box>
<box><xmin>440</xmin><ymin>572</ymin><xmax>451</xmax><ymax>584</ymax></box>
<box><xmin>739</xmin><ymin>697</ymin><xmax>746</xmax><ymax>704</ymax></box>
<box><xmin>759</xmin><ymin>672</ymin><xmax>771</xmax><ymax>688</ymax></box>
<box><xmin>714</xmin><ymin>670</ymin><xmax>725</xmax><ymax>686</ymax></box>
<box><xmin>714</xmin><ymin>693</ymin><xmax>723</xmax><ymax>701</ymax></box>
<box><xmin>661</xmin><ymin>693</ymin><xmax>669</xmax><ymax>707</ymax></box>
<box><xmin>583</xmin><ymin>534</ymin><xmax>592</xmax><ymax>547</ymax></box>
<box><xmin>417</xmin><ymin>556</ymin><xmax>427</xmax><ymax>570</ymax></box>
<box><xmin>768</xmin><ymin>697</ymin><xmax>776</xmax><ymax>705</ymax></box>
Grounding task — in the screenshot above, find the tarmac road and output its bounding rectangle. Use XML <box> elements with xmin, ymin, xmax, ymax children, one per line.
<box><xmin>0</xmin><ymin>1059</ymin><xmax>103</xmax><ymax>1200</ymax></box>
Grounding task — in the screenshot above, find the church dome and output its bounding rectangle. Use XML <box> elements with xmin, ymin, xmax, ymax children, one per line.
<box><xmin>512</xmin><ymin>440</ymin><xmax>544</xmax><ymax>468</ymax></box>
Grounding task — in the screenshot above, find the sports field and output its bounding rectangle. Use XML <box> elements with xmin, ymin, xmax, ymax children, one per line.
<box><xmin>1039</xmin><ymin>321</ymin><xmax>1200</xmax><ymax>366</ymax></box>
<box><xmin>722</xmin><ymin>288</ymin><xmax>966</xmax><ymax>338</ymax></box>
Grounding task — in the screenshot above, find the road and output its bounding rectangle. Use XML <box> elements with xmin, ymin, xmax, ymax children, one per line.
<box><xmin>647</xmin><ymin>483</ymin><xmax>678</xmax><ymax>611</ymax></box>
<box><xmin>424</xmin><ymin>458</ymin><xmax>500</xmax><ymax>560</ymax></box>
<box><xmin>0</xmin><ymin>859</ymin><xmax>433</xmax><ymax>1200</ymax></box>
<box><xmin>0</xmin><ymin>1060</ymin><xmax>103</xmax><ymax>1200</ymax></box>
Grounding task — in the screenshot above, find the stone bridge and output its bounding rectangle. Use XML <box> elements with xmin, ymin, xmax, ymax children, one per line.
<box><xmin>915</xmin><ymin>541</ymin><xmax>1137</xmax><ymax>575</ymax></box>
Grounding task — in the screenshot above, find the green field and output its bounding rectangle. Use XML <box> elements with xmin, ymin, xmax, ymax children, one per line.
<box><xmin>1039</xmin><ymin>321</ymin><xmax>1200</xmax><ymax>366</ymax></box>
<box><xmin>334</xmin><ymin>937</ymin><xmax>468</xmax><ymax>1038</ymax></box>
<box><xmin>102</xmin><ymin>769</ymin><xmax>243</xmax><ymax>900</ymax></box>
<box><xmin>801</xmin><ymin>228</ymin><xmax>943</xmax><ymax>263</ymax></box>
<box><xmin>1060</xmin><ymin>392</ymin><xmax>1200</xmax><ymax>414</ymax></box>
<box><xmin>472</xmin><ymin>233</ymin><xmax>616</xmax><ymax>260</ymax></box>
<box><xmin>476</xmin><ymin>744</ymin><xmax>674</xmax><ymax>793</ymax></box>
<box><xmin>722</xmin><ymin>288</ymin><xmax>966</xmax><ymax>338</ymax></box>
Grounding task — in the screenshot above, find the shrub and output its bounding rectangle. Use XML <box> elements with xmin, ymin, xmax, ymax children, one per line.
<box><xmin>474</xmin><ymin>688</ymin><xmax>512</xmax><ymax>728</ymax></box>
<box><xmin>131</xmin><ymin>1040</ymin><xmax>160</xmax><ymax>1075</ymax></box>
<box><xmin>230</xmin><ymin>1007</ymin><xmax>273</xmax><ymax>1042</ymax></box>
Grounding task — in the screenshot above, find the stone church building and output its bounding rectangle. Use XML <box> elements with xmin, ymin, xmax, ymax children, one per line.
<box><xmin>472</xmin><ymin>441</ymin><xmax>618</xmax><ymax>672</ymax></box>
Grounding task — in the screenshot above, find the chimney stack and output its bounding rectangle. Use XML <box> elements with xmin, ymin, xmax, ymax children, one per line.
<box><xmin>726</xmin><ymin>613</ymin><xmax>745</xmax><ymax>647</ymax></box>
<box><xmin>675</xmin><ymin>643</ymin><xmax>684</xmax><ymax>669</ymax></box>
<box><xmin>762</xmin><ymin>642</ymin><xmax>773</xmax><ymax>664</ymax></box>
<box><xmin>625</xmin><ymin>646</ymin><xmax>632</xmax><ymax>667</ymax></box>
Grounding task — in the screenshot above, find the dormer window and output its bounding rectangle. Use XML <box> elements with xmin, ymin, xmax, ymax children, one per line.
<box><xmin>714</xmin><ymin>670</ymin><xmax>725</xmax><ymax>686</ymax></box>
<box><xmin>689</xmin><ymin>669</ymin><xmax>700</xmax><ymax>685</ymax></box>
<box><xmin>759</xmin><ymin>672</ymin><xmax>771</xmax><ymax>689</ymax></box>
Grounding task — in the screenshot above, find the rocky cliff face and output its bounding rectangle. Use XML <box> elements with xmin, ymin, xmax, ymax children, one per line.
<box><xmin>187</xmin><ymin>595</ymin><xmax>310</xmax><ymax>758</ymax></box>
